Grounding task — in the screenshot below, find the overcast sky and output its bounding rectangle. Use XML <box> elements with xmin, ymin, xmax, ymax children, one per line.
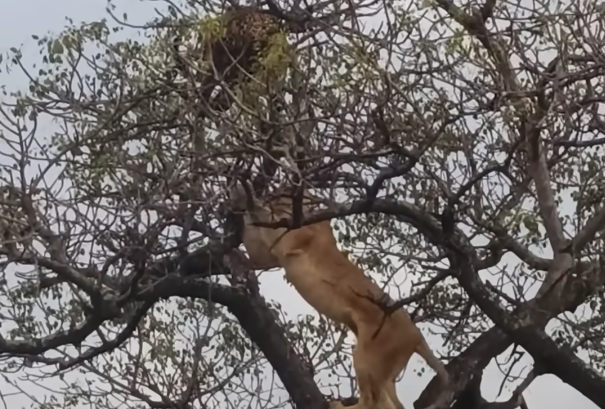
<box><xmin>0</xmin><ymin>1</ymin><xmax>599</xmax><ymax>409</ymax></box>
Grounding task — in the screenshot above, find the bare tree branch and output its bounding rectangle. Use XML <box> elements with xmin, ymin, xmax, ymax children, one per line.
<box><xmin>433</xmin><ymin>0</ymin><xmax>566</xmax><ymax>253</ymax></box>
<box><xmin>572</xmin><ymin>205</ymin><xmax>605</xmax><ymax>253</ymax></box>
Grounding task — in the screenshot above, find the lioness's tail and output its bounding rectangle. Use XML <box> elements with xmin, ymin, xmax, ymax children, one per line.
<box><xmin>415</xmin><ymin>337</ymin><xmax>453</xmax><ymax>409</ymax></box>
<box><xmin>415</xmin><ymin>336</ymin><xmax>449</xmax><ymax>385</ymax></box>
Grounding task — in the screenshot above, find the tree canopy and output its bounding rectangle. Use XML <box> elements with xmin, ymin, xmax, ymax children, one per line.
<box><xmin>1</xmin><ymin>0</ymin><xmax>605</xmax><ymax>408</ymax></box>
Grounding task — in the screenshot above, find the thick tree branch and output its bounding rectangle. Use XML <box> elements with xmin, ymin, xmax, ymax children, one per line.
<box><xmin>222</xmin><ymin>249</ymin><xmax>328</xmax><ymax>409</ymax></box>
<box><xmin>0</xmin><ymin>314</ymin><xmax>105</xmax><ymax>356</ymax></box>
<box><xmin>451</xmin><ymin>253</ymin><xmax>605</xmax><ymax>409</ymax></box>
<box><xmin>572</xmin><ymin>205</ymin><xmax>605</xmax><ymax>253</ymax></box>
<box><xmin>382</xmin><ymin>195</ymin><xmax>605</xmax><ymax>408</ymax></box>
<box><xmin>0</xmin><ymin>272</ymin><xmax>237</xmax><ymax>357</ymax></box>
<box><xmin>484</xmin><ymin>232</ymin><xmax>551</xmax><ymax>271</ymax></box>
<box><xmin>3</xmin><ymin>246</ymin><xmax>327</xmax><ymax>409</ymax></box>
<box><xmin>52</xmin><ymin>300</ymin><xmax>155</xmax><ymax>371</ymax></box>
<box><xmin>328</xmin><ymin>200</ymin><xmax>605</xmax><ymax>409</ymax></box>
<box><xmin>416</xmin><ymin>256</ymin><xmax>603</xmax><ymax>408</ymax></box>
<box><xmin>450</xmin><ymin>371</ymin><xmax>529</xmax><ymax>409</ymax></box>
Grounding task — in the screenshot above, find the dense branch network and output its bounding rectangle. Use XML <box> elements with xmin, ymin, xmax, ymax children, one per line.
<box><xmin>1</xmin><ymin>0</ymin><xmax>605</xmax><ymax>408</ymax></box>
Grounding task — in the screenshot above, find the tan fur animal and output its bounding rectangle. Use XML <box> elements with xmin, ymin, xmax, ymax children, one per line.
<box><xmin>229</xmin><ymin>182</ymin><xmax>451</xmax><ymax>409</ymax></box>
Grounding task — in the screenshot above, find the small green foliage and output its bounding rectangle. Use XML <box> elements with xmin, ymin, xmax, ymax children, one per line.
<box><xmin>198</xmin><ymin>15</ymin><xmax>225</xmax><ymax>42</ymax></box>
<box><xmin>250</xmin><ymin>30</ymin><xmax>292</xmax><ymax>85</ymax></box>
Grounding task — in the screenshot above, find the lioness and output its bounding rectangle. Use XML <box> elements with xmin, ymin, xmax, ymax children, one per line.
<box><xmin>228</xmin><ymin>183</ymin><xmax>451</xmax><ymax>409</ymax></box>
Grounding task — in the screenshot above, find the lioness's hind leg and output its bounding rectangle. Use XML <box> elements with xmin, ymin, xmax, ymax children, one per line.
<box><xmin>353</xmin><ymin>344</ymin><xmax>399</xmax><ymax>409</ymax></box>
<box><xmin>415</xmin><ymin>337</ymin><xmax>453</xmax><ymax>409</ymax></box>
<box><xmin>415</xmin><ymin>337</ymin><xmax>449</xmax><ymax>386</ymax></box>
<box><xmin>385</xmin><ymin>381</ymin><xmax>405</xmax><ymax>409</ymax></box>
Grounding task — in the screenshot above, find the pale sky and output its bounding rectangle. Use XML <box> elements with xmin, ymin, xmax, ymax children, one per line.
<box><xmin>0</xmin><ymin>1</ymin><xmax>599</xmax><ymax>409</ymax></box>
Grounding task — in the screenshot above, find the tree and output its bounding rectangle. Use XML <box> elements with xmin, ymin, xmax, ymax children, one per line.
<box><xmin>1</xmin><ymin>0</ymin><xmax>605</xmax><ymax>408</ymax></box>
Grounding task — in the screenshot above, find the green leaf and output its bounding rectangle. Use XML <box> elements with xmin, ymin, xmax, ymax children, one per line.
<box><xmin>51</xmin><ymin>40</ymin><xmax>64</xmax><ymax>56</ymax></box>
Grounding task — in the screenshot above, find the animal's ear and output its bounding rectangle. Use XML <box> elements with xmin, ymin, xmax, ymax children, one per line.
<box><xmin>227</xmin><ymin>179</ymin><xmax>255</xmax><ymax>211</ymax></box>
